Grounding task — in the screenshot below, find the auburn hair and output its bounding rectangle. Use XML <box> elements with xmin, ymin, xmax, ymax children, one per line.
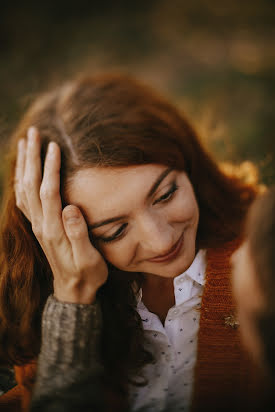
<box><xmin>0</xmin><ymin>73</ymin><xmax>257</xmax><ymax>385</ymax></box>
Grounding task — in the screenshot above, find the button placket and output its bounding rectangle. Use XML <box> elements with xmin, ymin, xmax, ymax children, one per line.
<box><xmin>167</xmin><ymin>341</ymin><xmax>175</xmax><ymax>364</ymax></box>
<box><xmin>133</xmin><ymin>249</ymin><xmax>207</xmax><ymax>412</ymax></box>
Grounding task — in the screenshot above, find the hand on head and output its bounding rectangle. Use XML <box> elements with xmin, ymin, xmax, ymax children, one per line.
<box><xmin>14</xmin><ymin>126</ymin><xmax>108</xmax><ymax>304</ymax></box>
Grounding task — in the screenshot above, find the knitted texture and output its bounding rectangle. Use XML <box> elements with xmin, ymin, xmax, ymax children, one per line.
<box><xmin>30</xmin><ymin>295</ymin><xmax>105</xmax><ymax>412</ymax></box>
<box><xmin>192</xmin><ymin>238</ymin><xmax>257</xmax><ymax>412</ymax></box>
<box><xmin>32</xmin><ymin>295</ymin><xmax>102</xmax><ymax>400</ymax></box>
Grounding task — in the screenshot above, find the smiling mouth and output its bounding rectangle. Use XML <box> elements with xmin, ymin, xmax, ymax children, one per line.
<box><xmin>147</xmin><ymin>232</ymin><xmax>184</xmax><ymax>263</ymax></box>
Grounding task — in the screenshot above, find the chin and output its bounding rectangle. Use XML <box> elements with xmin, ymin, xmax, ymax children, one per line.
<box><xmin>154</xmin><ymin>247</ymin><xmax>196</xmax><ymax>279</ymax></box>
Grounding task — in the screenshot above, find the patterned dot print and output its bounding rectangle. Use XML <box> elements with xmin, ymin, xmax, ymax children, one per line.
<box><xmin>128</xmin><ymin>249</ymin><xmax>206</xmax><ymax>412</ymax></box>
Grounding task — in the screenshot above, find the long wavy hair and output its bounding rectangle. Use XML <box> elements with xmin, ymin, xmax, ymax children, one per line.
<box><xmin>0</xmin><ymin>73</ymin><xmax>257</xmax><ymax>387</ymax></box>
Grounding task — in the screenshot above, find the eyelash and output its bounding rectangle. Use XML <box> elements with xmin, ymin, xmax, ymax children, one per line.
<box><xmin>99</xmin><ymin>181</ymin><xmax>179</xmax><ymax>244</ymax></box>
<box><xmin>100</xmin><ymin>223</ymin><xmax>128</xmax><ymax>244</ymax></box>
<box><xmin>152</xmin><ymin>181</ymin><xmax>178</xmax><ymax>205</ymax></box>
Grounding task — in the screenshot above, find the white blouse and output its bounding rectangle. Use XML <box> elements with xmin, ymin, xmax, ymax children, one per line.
<box><xmin>128</xmin><ymin>250</ymin><xmax>206</xmax><ymax>412</ymax></box>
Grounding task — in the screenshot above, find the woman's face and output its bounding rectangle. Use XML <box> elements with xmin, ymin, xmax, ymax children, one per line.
<box><xmin>66</xmin><ymin>164</ymin><xmax>199</xmax><ymax>278</ymax></box>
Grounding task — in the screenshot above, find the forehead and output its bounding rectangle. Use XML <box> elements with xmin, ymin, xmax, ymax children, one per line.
<box><xmin>66</xmin><ymin>164</ymin><xmax>169</xmax><ymax>220</ymax></box>
<box><xmin>68</xmin><ymin>164</ymin><xmax>168</xmax><ymax>196</ymax></box>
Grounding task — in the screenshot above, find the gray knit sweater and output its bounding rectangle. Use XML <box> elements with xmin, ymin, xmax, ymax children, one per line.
<box><xmin>30</xmin><ymin>295</ymin><xmax>105</xmax><ymax>412</ymax></box>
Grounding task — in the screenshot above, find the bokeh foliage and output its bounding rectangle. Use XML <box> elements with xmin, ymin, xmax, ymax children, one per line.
<box><xmin>0</xmin><ymin>0</ymin><xmax>274</xmax><ymax>196</ymax></box>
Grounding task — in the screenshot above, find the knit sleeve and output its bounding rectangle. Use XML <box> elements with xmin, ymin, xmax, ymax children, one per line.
<box><xmin>30</xmin><ymin>294</ymin><xmax>104</xmax><ymax>412</ymax></box>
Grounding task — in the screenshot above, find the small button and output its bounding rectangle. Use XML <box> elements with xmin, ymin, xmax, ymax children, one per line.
<box><xmin>176</xmin><ymin>277</ymin><xmax>185</xmax><ymax>285</ymax></box>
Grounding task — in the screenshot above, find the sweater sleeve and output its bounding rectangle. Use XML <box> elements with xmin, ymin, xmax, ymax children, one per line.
<box><xmin>30</xmin><ymin>294</ymin><xmax>104</xmax><ymax>412</ymax></box>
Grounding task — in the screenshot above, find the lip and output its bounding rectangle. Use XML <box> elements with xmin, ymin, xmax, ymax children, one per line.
<box><xmin>147</xmin><ymin>232</ymin><xmax>184</xmax><ymax>263</ymax></box>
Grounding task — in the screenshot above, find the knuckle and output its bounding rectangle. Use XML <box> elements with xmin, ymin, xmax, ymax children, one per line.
<box><xmin>32</xmin><ymin>223</ymin><xmax>42</xmax><ymax>238</ymax></box>
<box><xmin>18</xmin><ymin>187</ymin><xmax>26</xmax><ymax>199</ymax></box>
<box><xmin>43</xmin><ymin>230</ymin><xmax>55</xmax><ymax>243</ymax></box>
<box><xmin>42</xmin><ymin>226</ymin><xmax>56</xmax><ymax>242</ymax></box>
<box><xmin>15</xmin><ymin>196</ymin><xmax>23</xmax><ymax>207</ymax></box>
<box><xmin>42</xmin><ymin>223</ymin><xmax>62</xmax><ymax>244</ymax></box>
<box><xmin>15</xmin><ymin>189</ymin><xmax>26</xmax><ymax>208</ymax></box>
<box><xmin>23</xmin><ymin>176</ymin><xmax>33</xmax><ymax>191</ymax></box>
<box><xmin>40</xmin><ymin>185</ymin><xmax>58</xmax><ymax>200</ymax></box>
<box><xmin>69</xmin><ymin>227</ymin><xmax>85</xmax><ymax>241</ymax></box>
<box><xmin>15</xmin><ymin>197</ymin><xmax>24</xmax><ymax>210</ymax></box>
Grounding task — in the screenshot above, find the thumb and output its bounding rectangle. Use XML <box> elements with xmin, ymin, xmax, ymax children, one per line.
<box><xmin>62</xmin><ymin>205</ymin><xmax>99</xmax><ymax>266</ymax></box>
<box><xmin>62</xmin><ymin>205</ymin><xmax>107</xmax><ymax>303</ymax></box>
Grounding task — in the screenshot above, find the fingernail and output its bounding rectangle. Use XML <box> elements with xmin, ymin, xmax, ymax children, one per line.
<box><xmin>48</xmin><ymin>142</ymin><xmax>55</xmax><ymax>155</ymax></box>
<box><xmin>27</xmin><ymin>126</ymin><xmax>37</xmax><ymax>143</ymax></box>
<box><xmin>65</xmin><ymin>207</ymin><xmax>80</xmax><ymax>223</ymax></box>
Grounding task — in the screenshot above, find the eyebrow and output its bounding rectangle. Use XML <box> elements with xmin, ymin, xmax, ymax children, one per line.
<box><xmin>88</xmin><ymin>167</ymin><xmax>173</xmax><ymax>230</ymax></box>
<box><xmin>146</xmin><ymin>167</ymin><xmax>173</xmax><ymax>198</ymax></box>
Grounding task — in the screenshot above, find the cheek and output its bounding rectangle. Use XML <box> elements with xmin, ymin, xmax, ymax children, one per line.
<box><xmin>172</xmin><ymin>191</ymin><xmax>199</xmax><ymax>223</ymax></box>
<box><xmin>99</xmin><ymin>241</ymin><xmax>135</xmax><ymax>270</ymax></box>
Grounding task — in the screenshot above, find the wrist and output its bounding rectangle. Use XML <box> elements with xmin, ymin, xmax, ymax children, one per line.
<box><xmin>54</xmin><ymin>280</ymin><xmax>98</xmax><ymax>304</ymax></box>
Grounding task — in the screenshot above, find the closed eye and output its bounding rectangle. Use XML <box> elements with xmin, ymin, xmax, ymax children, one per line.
<box><xmin>97</xmin><ymin>222</ymin><xmax>128</xmax><ymax>243</ymax></box>
<box><xmin>153</xmin><ymin>181</ymin><xmax>178</xmax><ymax>205</ymax></box>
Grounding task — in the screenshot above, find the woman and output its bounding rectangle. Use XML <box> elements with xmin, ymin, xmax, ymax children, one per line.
<box><xmin>232</xmin><ymin>187</ymin><xmax>275</xmax><ymax>410</ymax></box>
<box><xmin>0</xmin><ymin>73</ymin><xmax>260</xmax><ymax>411</ymax></box>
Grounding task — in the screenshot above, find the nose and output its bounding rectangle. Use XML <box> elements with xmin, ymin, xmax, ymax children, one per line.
<box><xmin>136</xmin><ymin>211</ymin><xmax>174</xmax><ymax>257</ymax></box>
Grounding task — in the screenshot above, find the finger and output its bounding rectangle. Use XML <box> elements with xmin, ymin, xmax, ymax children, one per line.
<box><xmin>14</xmin><ymin>138</ymin><xmax>30</xmax><ymax>218</ymax></box>
<box><xmin>23</xmin><ymin>127</ymin><xmax>43</xmax><ymax>226</ymax></box>
<box><xmin>40</xmin><ymin>142</ymin><xmax>64</xmax><ymax>235</ymax></box>
<box><xmin>62</xmin><ymin>205</ymin><xmax>100</xmax><ymax>269</ymax></box>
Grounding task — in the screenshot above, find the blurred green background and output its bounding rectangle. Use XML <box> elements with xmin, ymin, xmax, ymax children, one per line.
<box><xmin>0</xmin><ymin>0</ymin><xmax>274</xmax><ymax>196</ymax></box>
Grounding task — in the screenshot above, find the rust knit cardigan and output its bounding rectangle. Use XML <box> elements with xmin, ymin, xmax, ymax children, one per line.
<box><xmin>0</xmin><ymin>238</ymin><xmax>260</xmax><ymax>412</ymax></box>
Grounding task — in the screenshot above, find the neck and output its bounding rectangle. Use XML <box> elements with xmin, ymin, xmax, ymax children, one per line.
<box><xmin>141</xmin><ymin>273</ymin><xmax>175</xmax><ymax>324</ymax></box>
<box><xmin>143</xmin><ymin>272</ymin><xmax>174</xmax><ymax>288</ymax></box>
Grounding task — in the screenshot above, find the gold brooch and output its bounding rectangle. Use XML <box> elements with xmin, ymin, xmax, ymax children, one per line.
<box><xmin>224</xmin><ymin>314</ymin><xmax>240</xmax><ymax>329</ymax></box>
